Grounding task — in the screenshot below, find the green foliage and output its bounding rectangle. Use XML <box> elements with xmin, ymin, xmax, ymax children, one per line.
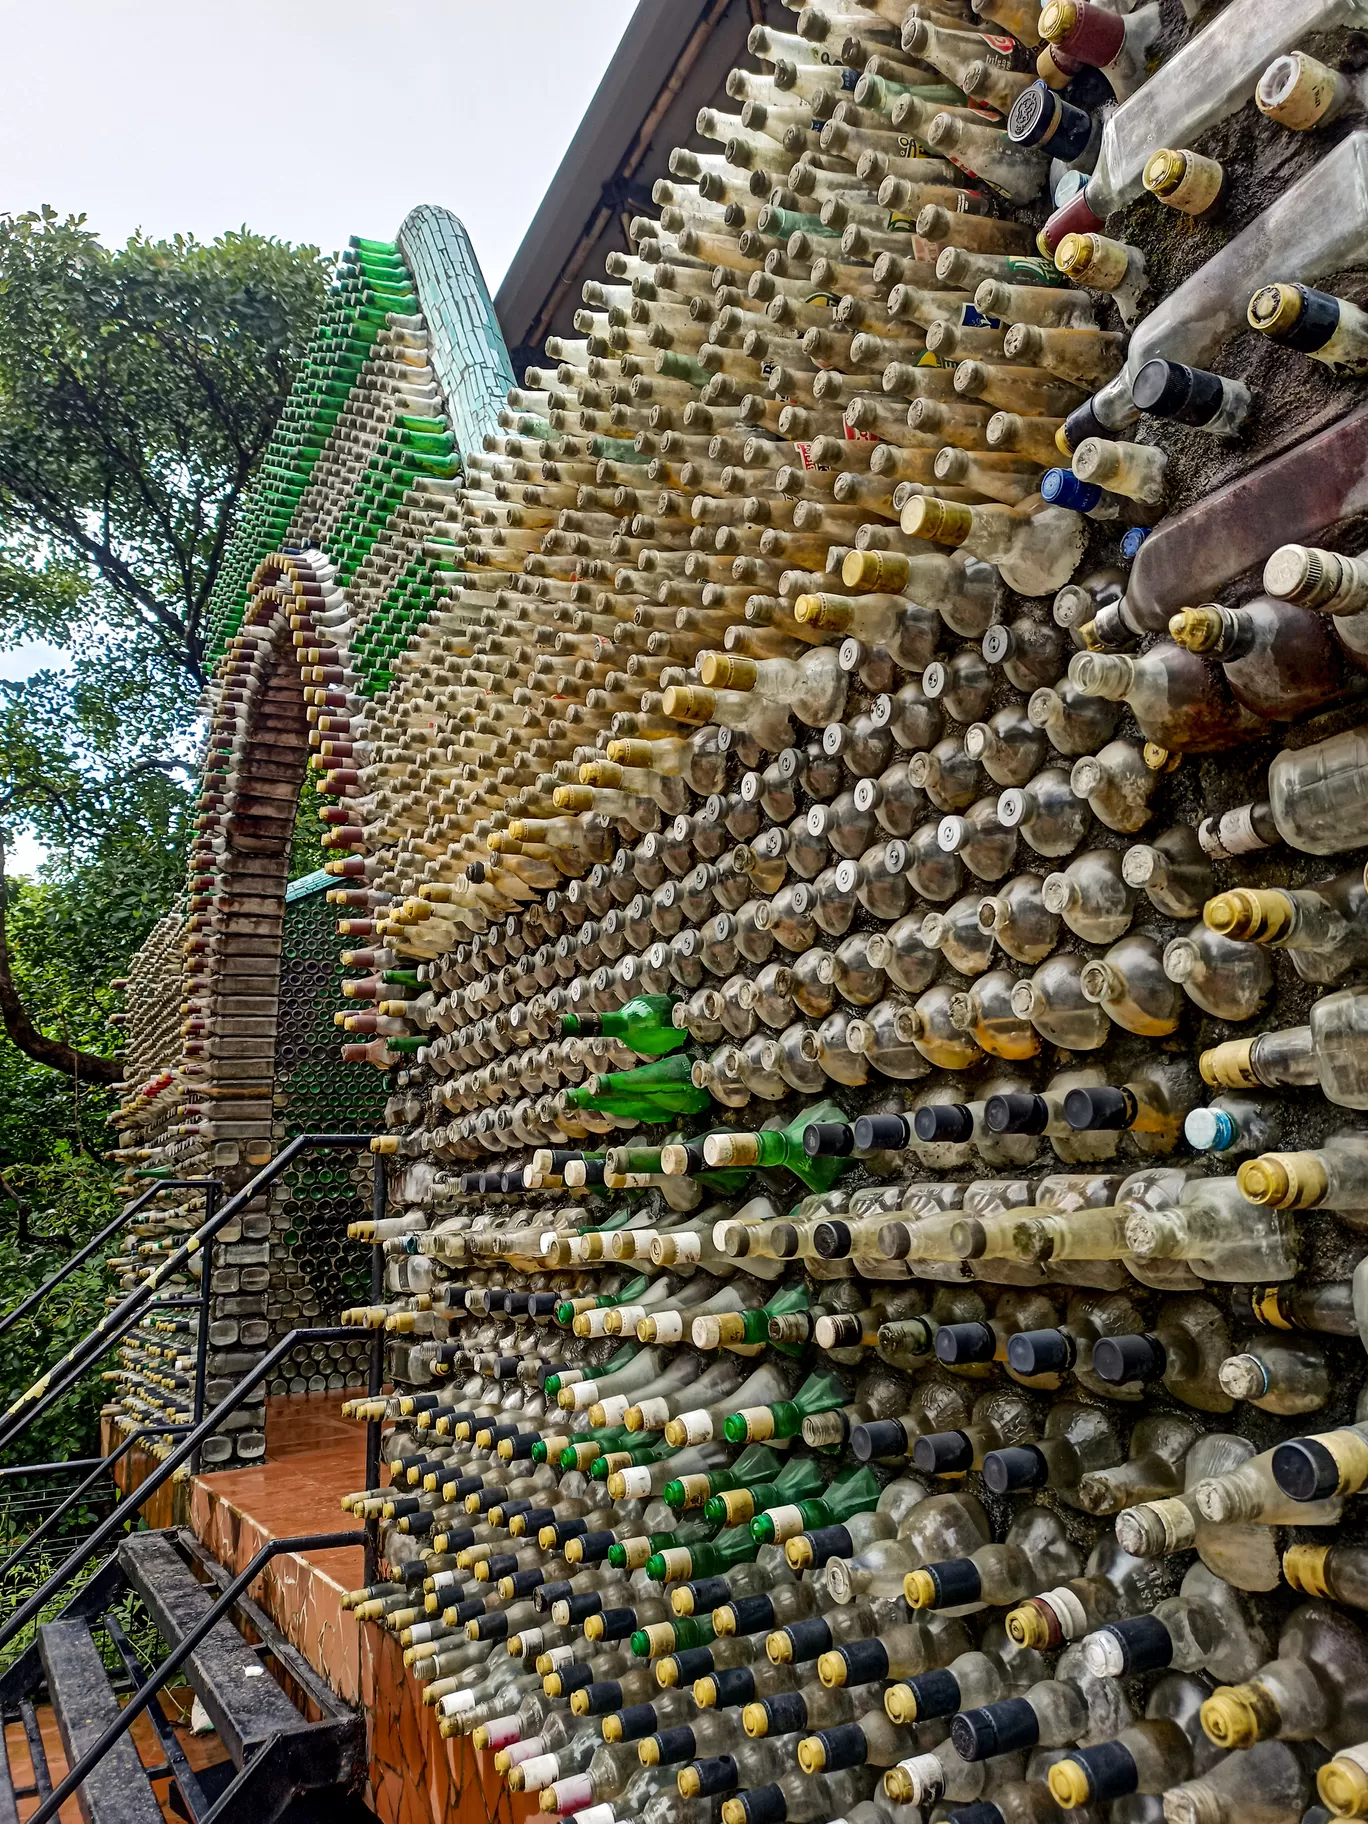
<box><xmin>290</xmin><ymin>765</ymin><xmax>331</xmax><ymax>880</ymax></box>
<box><xmin>0</xmin><ymin>207</ymin><xmax>328</xmax><ymax>686</ymax></box>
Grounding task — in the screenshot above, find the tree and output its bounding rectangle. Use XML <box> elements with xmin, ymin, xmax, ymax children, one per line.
<box><xmin>0</xmin><ymin>208</ymin><xmax>327</xmax><ymax>687</ymax></box>
<box><xmin>0</xmin><ymin>211</ymin><xmax>327</xmax><ymax>1082</ymax></box>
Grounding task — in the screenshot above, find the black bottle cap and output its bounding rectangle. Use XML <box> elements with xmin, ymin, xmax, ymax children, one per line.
<box><xmin>547</xmin><ymin>1517</ymin><xmax>589</xmax><ymax>1546</ymax></box>
<box><xmin>710</xmin><ymin>1665</ymin><xmax>758</xmax><ymax>1705</ymax></box>
<box><xmin>1007</xmin><ymin>79</ymin><xmax>1059</xmax><ymax>144</ymax></box>
<box><xmin>837</xmin><ymin>1638</ymin><xmax>891</xmax><ymax>1683</ymax></box>
<box><xmin>449</xmin><ymin>1597</ymin><xmax>485</xmax><ymax>1625</ymax></box>
<box><xmin>1100</xmin><ymin>1614</ymin><xmax>1175</xmax><ymax>1675</ymax></box>
<box><xmin>503</xmin><ymin>1569</ymin><xmax>544</xmax><ymax>1598</ymax></box>
<box><xmin>1006</xmin><ymin>1328</ymin><xmax>1076</xmax><ymax>1376</ymax></box>
<box><xmin>812</xmin><ymin>1723</ymin><xmax>869</xmax><ymax>1771</ymax></box>
<box><xmin>982</xmin><ymin>1444</ymin><xmax>1049</xmax><ymax>1493</ymax></box>
<box><xmin>923</xmin><ymin>1558</ymin><xmax>983</xmax><ymax>1607</ymax></box>
<box><xmin>1069</xmin><ymin>1740</ymin><xmax>1141</xmax><ymax>1803</ymax></box>
<box><xmin>952</xmin><ymin>1697</ymin><xmax>1041</xmax><ymax>1762</ymax></box>
<box><xmin>474</xmin><ymin>1612</ymin><xmax>510</xmax><ymax>1641</ymax></box>
<box><xmin>561</xmin><ymin>1591</ymin><xmax>603</xmax><ymax>1623</ymax></box>
<box><xmin>794</xmin><ymin>1530</ymin><xmax>853</xmax><ymax>1574</ymax></box>
<box><xmin>1059</xmin><ymin>398</ymin><xmax>1108</xmax><ymax>458</ymax></box>
<box><xmin>1063</xmin><ymin>1085</ymin><xmax>1137</xmax><ymax>1131</ymax></box>
<box><xmin>852</xmin><ymin>1113</ymin><xmax>913</xmax><ymax>1150</ymax></box>
<box><xmin>761</xmin><ymin>1691</ymin><xmax>809</xmax><ymax>1736</ymax></box>
<box><xmin>614</xmin><ymin>1703</ymin><xmax>659</xmax><ymax>1741</ymax></box>
<box><xmin>802</xmin><ymin>1121</ymin><xmax>855</xmax><ymax>1157</ymax></box>
<box><xmin>573</xmin><ymin>1530</ymin><xmax>616</xmax><ymax>1563</ymax></box>
<box><xmin>782</xmin><ymin>1614</ymin><xmax>836</xmax><ymax>1659</ymax></box>
<box><xmin>558</xmin><ymin>1662</ymin><xmax>596</xmax><ymax>1693</ymax></box>
<box><xmin>1132</xmin><ymin>358</ymin><xmax>1227</xmax><ymax>427</ymax></box>
<box><xmin>913</xmin><ymin>1429</ymin><xmax>975</xmax><ymax>1476</ymax></box>
<box><xmin>521</xmin><ymin>1506</ymin><xmax>556</xmax><ymax>1533</ymax></box>
<box><xmin>505</xmin><ymin>1432</ymin><xmax>539</xmax><ymax>1459</ymax></box>
<box><xmin>728</xmin><ymin>1593</ymin><xmax>776</xmax><ymax>1635</ymax></box>
<box><xmin>671</xmin><ymin>1646</ymin><xmax>717</xmax><ymax>1681</ymax></box>
<box><xmin>528</xmin><ymin>1293</ymin><xmax>559</xmax><ymax>1318</ymax></box>
<box><xmin>903</xmin><ymin>1667</ymin><xmax>963</xmax><ymax>1720</ymax></box>
<box><xmin>812</xmin><ymin>1220</ymin><xmax>854</xmax><ymax>1259</ymax></box>
<box><xmin>949</xmin><ymin>1804</ymin><xmax>1007</xmax><ymax>1824</ymax></box>
<box><xmin>1091</xmin><ymin>1333</ymin><xmax>1166</xmax><ymax>1383</ymax></box>
<box><xmin>734</xmin><ymin>1784</ymin><xmax>787</xmax><ymax>1824</ymax></box>
<box><xmin>935</xmin><ymin>1321</ymin><xmax>997</xmax><ymax>1365</ymax></box>
<box><xmin>913</xmin><ymin>1103</ymin><xmax>974</xmax><ymax>1143</ymax></box>
<box><xmin>483</xmin><ymin>1553</ymin><xmax>519</xmax><ymax>1580</ymax></box>
<box><xmin>535</xmin><ymin>1579</ymin><xmax>574</xmax><ymax>1611</ymax></box>
<box><xmin>438</xmin><ymin>1526</ymin><xmax>475</xmax><ymax>1552</ymax></box>
<box><xmin>691</xmin><ymin>1755</ymin><xmax>741</xmax><ymax>1797</ymax></box>
<box><xmin>579</xmin><ymin>1678</ymin><xmax>623</xmax><ymax>1713</ymax></box>
<box><xmin>1261</xmin><ymin>283</ymin><xmax>1341</xmax><ymax>353</ymax></box>
<box><xmin>984</xmin><ymin>1092</ymin><xmax>1050</xmax><ymax>1135</ymax></box>
<box><xmin>1272</xmin><ymin>1436</ymin><xmax>1342</xmax><ymax>1502</ymax></box>
<box><xmin>653</xmin><ymin>1727</ymin><xmax>698</xmax><ymax>1765</ymax></box>
<box><xmin>851</xmin><ymin>1418</ymin><xmax>910</xmax><ymax>1461</ymax></box>
<box><xmin>595</xmin><ymin>1607</ymin><xmax>638</xmax><ymax>1640</ymax></box>
<box><xmin>683</xmin><ymin>1577</ymin><xmax>733</xmax><ymax>1612</ymax></box>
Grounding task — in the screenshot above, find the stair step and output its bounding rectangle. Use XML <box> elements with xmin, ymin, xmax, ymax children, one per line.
<box><xmin>37</xmin><ymin>1620</ymin><xmax>163</xmax><ymax>1824</ymax></box>
<box><xmin>116</xmin><ymin>1532</ymin><xmax>301</xmax><ymax>1769</ymax></box>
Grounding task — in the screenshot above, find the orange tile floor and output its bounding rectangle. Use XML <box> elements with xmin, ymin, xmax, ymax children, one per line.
<box><xmin>186</xmin><ymin>1393</ymin><xmax>536</xmax><ymax>1824</ymax></box>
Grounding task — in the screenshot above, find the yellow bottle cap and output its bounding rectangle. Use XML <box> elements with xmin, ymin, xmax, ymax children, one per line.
<box><xmin>798</xmin><ymin>1737</ymin><xmax>827</xmax><ymax>1774</ymax></box>
<box><xmin>1320</xmin><ymin>1758</ymin><xmax>1368</xmax><ymax>1818</ymax></box>
<box><xmin>1048</xmin><ymin>1760</ymin><xmax>1093</xmax><ymax>1808</ymax></box>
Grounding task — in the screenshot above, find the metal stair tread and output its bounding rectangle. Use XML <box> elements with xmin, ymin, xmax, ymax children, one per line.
<box><xmin>116</xmin><ymin>1531</ymin><xmax>301</xmax><ymax>1766</ymax></box>
<box><xmin>37</xmin><ymin>1620</ymin><xmax>164</xmax><ymax>1824</ymax></box>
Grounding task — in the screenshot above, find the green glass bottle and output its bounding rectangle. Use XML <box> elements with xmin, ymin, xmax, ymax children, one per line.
<box><xmin>566</xmin><ymin>1054</ymin><xmax>712</xmax><ymax>1119</ymax></box>
<box><xmin>596</xmin><ymin>1433</ymin><xmax>677</xmax><ymax>1481</ymax></box>
<box><xmin>705</xmin><ymin>1454</ymin><xmax>826</xmax><ymax>1527</ymax></box>
<box><xmin>605</xmin><ymin>1143</ymin><xmax>749</xmax><ymax>1198</ymax></box>
<box><xmin>723</xmin><ymin>1369</ymin><xmax>847</xmax><ymax>1445</ymax></box>
<box><xmin>749</xmin><ymin>1465</ymin><xmax>882</xmax><ymax>1545</ymax></box>
<box><xmin>554</xmin><ymin>1275</ymin><xmax>651</xmax><ymax>1329</ymax></box>
<box><xmin>647</xmin><ymin>1524</ymin><xmax>760</xmax><ymax>1584</ymax></box>
<box><xmin>545</xmin><ymin>1339</ymin><xmax>640</xmax><ymax>1397</ymax></box>
<box><xmin>608</xmin><ymin>1516</ymin><xmax>717</xmax><ymax>1572</ymax></box>
<box><xmin>662</xmin><ymin>1443</ymin><xmax>783</xmax><ymax>1512</ymax></box>
<box><xmin>554</xmin><ymin>1425</ymin><xmax>634</xmax><ymax>1471</ymax></box>
<box><xmin>562</xmin><ymin>995</ymin><xmax>685</xmax><ymax>1056</ymax></box>
<box><xmin>630</xmin><ymin>1613</ymin><xmax>715</xmax><ymax>1659</ymax></box>
<box><xmin>701</xmin><ymin>1100</ymin><xmax>853</xmax><ymax>1193</ymax></box>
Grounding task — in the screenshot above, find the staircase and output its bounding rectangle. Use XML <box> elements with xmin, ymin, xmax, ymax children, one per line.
<box><xmin>0</xmin><ymin>1528</ymin><xmax>361</xmax><ymax>1824</ymax></box>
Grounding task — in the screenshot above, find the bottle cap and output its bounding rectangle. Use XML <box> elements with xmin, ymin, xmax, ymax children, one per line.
<box><xmin>984</xmin><ymin>1092</ymin><xmax>1049</xmax><ymax>1135</ymax></box>
<box><xmin>1041</xmin><ymin>468</ymin><xmax>1103</xmax><ymax>512</ymax></box>
<box><xmin>1248</xmin><ymin>281</ymin><xmax>1339</xmax><ymax>351</ymax></box>
<box><xmin>1132</xmin><ymin>358</ymin><xmax>1228</xmax><ymax>427</ymax></box>
<box><xmin>1184</xmin><ymin>1105</ymin><xmax>1235</xmax><ymax>1151</ymax></box>
<box><xmin>1120</xmin><ymin>527</ymin><xmax>1149</xmax><ymax>561</ymax></box>
<box><xmin>912</xmin><ymin>1429</ymin><xmax>975</xmax><ymax>1475</ymax></box>
<box><xmin>1271</xmin><ymin>1436</ymin><xmax>1343</xmax><ymax>1502</ymax></box>
<box><xmin>953</xmin><ymin>1698</ymin><xmax>1041</xmax><ymax>1762</ymax></box>
<box><xmin>801</xmin><ymin>1121</ymin><xmax>854</xmax><ymax>1157</ymax></box>
<box><xmin>1092</xmin><ymin>1333</ymin><xmax>1165</xmax><ymax>1383</ymax></box>
<box><xmin>853</xmin><ymin>1113</ymin><xmax>912</xmax><ymax>1150</ymax></box>
<box><xmin>850</xmin><ymin>1418</ymin><xmax>909</xmax><ymax>1461</ymax></box>
<box><xmin>982</xmin><ymin>1444</ymin><xmax>1049</xmax><ymax>1493</ymax></box>
<box><xmin>913</xmin><ymin>1102</ymin><xmax>974</xmax><ymax>1143</ymax></box>
<box><xmin>934</xmin><ymin>1321</ymin><xmax>997</xmax><ymax>1365</ymax></box>
<box><xmin>1006</xmin><ymin>1328</ymin><xmax>1074</xmax><ymax>1376</ymax></box>
<box><xmin>906</xmin><ymin>1558</ymin><xmax>982</xmax><ymax>1609</ymax></box>
<box><xmin>1062</xmin><ymin>1084</ymin><xmax>1136</xmax><ymax>1130</ymax></box>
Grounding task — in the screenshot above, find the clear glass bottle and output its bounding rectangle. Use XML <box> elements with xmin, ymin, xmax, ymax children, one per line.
<box><xmin>1200</xmin><ymin>1605</ymin><xmax>1368</xmax><ymax>1752</ymax></box>
<box><xmin>1069</xmin><ymin>646</ymin><xmax>1267</xmax><ymax>754</ymax></box>
<box><xmin>1080</xmin><ymin>932</ymin><xmax>1183</xmax><ymax>1035</ymax></box>
<box><xmin>1069</xmin><ymin>739</ymin><xmax>1164</xmax><ymax>834</ymax></box>
<box><xmin>1011</xmin><ymin>955</ymin><xmax>1110</xmax><ymax>1051</ymax></box>
<box><xmin>997</xmin><ymin>770</ymin><xmax>1090</xmax><ymax>858</ymax></box>
<box><xmin>1168</xmin><ymin>595</ymin><xmax>1366</xmax><ymax>722</ymax></box>
<box><xmin>1163</xmin><ymin>921</ymin><xmax>1273</xmax><ymax>1021</ymax></box>
<box><xmin>1042</xmin><ymin>849</ymin><xmax>1137</xmax><ymax>943</ymax></box>
<box><xmin>1204</xmin><ymin>868</ymin><xmax>1368</xmax><ymax>985</ymax></box>
<box><xmin>1124</xmin><ymin>1177</ymin><xmax>1299</xmax><ymax>1283</ymax></box>
<box><xmin>1218</xmin><ymin>1338</ymin><xmax>1330</xmax><ymax>1415</ymax></box>
<box><xmin>1122</xmin><ymin>825</ymin><xmax>1213</xmax><ymax>918</ymax></box>
<box><xmin>977</xmin><ymin>873</ymin><xmax>1060</xmax><ymax>965</ymax></box>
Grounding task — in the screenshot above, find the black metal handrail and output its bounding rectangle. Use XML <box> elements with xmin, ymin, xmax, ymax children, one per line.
<box><xmin>0</xmin><ymin>1323</ymin><xmax>358</xmax><ymax>1653</ymax></box>
<box><xmin>0</xmin><ymin>1298</ymin><xmax>199</xmax><ymax>1460</ymax></box>
<box><xmin>0</xmin><ymin>1424</ymin><xmax>192</xmax><ymax>1586</ymax></box>
<box><xmin>0</xmin><ymin>1178</ymin><xmax>218</xmax><ymax>1341</ymax></box>
<box><xmin>0</xmin><ymin>1134</ymin><xmax>371</xmax><ymax>1453</ymax></box>
<box><xmin>26</xmin><ymin>1529</ymin><xmax>366</xmax><ymax>1824</ymax></box>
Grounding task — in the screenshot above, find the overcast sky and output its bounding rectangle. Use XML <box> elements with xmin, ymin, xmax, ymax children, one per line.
<box><xmin>0</xmin><ymin>0</ymin><xmax>638</xmax><ymax>280</ymax></box>
<box><xmin>0</xmin><ymin>0</ymin><xmax>639</xmax><ymax>870</ymax></box>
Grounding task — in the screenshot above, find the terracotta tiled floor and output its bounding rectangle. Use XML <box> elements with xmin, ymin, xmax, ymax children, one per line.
<box><xmin>6</xmin><ymin>1687</ymin><xmax>231</xmax><ymax>1824</ymax></box>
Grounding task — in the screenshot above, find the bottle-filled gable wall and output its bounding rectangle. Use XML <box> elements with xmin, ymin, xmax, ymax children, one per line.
<box><xmin>113</xmin><ymin>10</ymin><xmax>1368</xmax><ymax>1817</ymax></box>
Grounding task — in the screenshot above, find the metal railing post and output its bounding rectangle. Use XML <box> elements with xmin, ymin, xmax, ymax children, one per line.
<box><xmin>189</xmin><ymin>1178</ymin><xmax>218</xmax><ymax>1475</ymax></box>
<box><xmin>26</xmin><ymin>1530</ymin><xmax>367</xmax><ymax>1824</ymax></box>
<box><xmin>0</xmin><ymin>1136</ymin><xmax>371</xmax><ymax>1453</ymax></box>
<box><xmin>0</xmin><ymin>1178</ymin><xmax>218</xmax><ymax>1341</ymax></box>
<box><xmin>0</xmin><ymin>1324</ymin><xmax>358</xmax><ymax>1653</ymax></box>
<box><xmin>364</xmin><ymin>1151</ymin><xmax>385</xmax><ymax>1583</ymax></box>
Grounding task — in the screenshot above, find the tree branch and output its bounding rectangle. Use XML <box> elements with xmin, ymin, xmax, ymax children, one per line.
<box><xmin>0</xmin><ymin>826</ymin><xmax>120</xmax><ymax>1084</ymax></box>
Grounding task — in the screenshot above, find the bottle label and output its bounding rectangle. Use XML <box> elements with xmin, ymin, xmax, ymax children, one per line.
<box><xmin>516</xmin><ymin>1757</ymin><xmax>559</xmax><ymax>1794</ymax></box>
<box><xmin>669</xmin><ymin>1233</ymin><xmax>703</xmax><ymax>1265</ymax></box>
<box><xmin>650</xmin><ymin>1313</ymin><xmax>686</xmax><ymax>1344</ymax></box>
<box><xmin>439</xmin><ymin>1689</ymin><xmax>475</xmax><ymax>1716</ymax></box>
<box><xmin>763</xmin><ymin>1503</ymin><xmax>807</xmax><ymax>1542</ymax></box>
<box><xmin>635</xmin><ymin>1397</ymin><xmax>673</xmax><ymax>1429</ymax></box>
<box><xmin>674</xmin><ymin>1409</ymin><xmax>714</xmax><ymax>1444</ymax></box>
<box><xmin>616</xmin><ymin>1465</ymin><xmax>654</xmax><ymax>1498</ymax></box>
<box><xmin>597</xmin><ymin>1395</ymin><xmax>631</xmax><ymax>1425</ymax></box>
<box><xmin>482</xmin><ymin>1716</ymin><xmax>522</xmax><ymax>1750</ymax></box>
